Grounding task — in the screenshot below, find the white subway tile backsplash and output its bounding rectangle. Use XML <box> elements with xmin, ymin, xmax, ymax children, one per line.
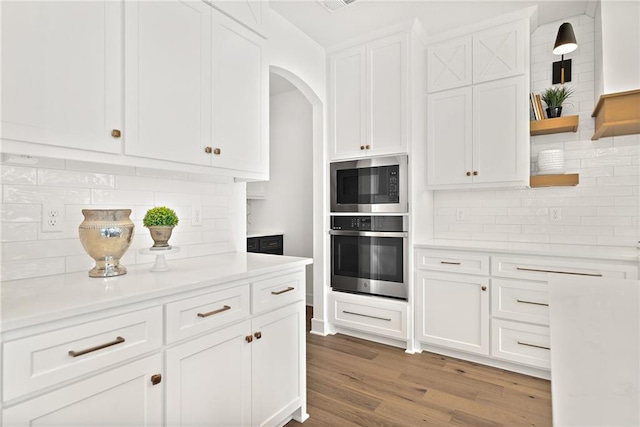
<box><xmin>1</xmin><ymin>223</ymin><xmax>38</xmax><ymax>242</ymax></box>
<box><xmin>91</xmin><ymin>189</ymin><xmax>155</xmax><ymax>205</ymax></box>
<box><xmin>1</xmin><ymin>258</ymin><xmax>66</xmax><ymax>281</ymax></box>
<box><xmin>4</xmin><ymin>185</ymin><xmax>91</xmax><ymax>204</ymax></box>
<box><xmin>1</xmin><ymin>203</ymin><xmax>41</xmax><ymax>222</ymax></box>
<box><xmin>4</xmin><ymin>239</ymin><xmax>85</xmax><ymax>261</ymax></box>
<box><xmin>0</xmin><ymin>166</ymin><xmax>37</xmax><ymax>185</ymax></box>
<box><xmin>38</xmin><ymin>169</ymin><xmax>115</xmax><ymax>188</ymax></box>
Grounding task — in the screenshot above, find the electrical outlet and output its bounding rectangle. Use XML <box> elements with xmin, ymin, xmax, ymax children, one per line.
<box><xmin>192</xmin><ymin>206</ymin><xmax>203</xmax><ymax>226</ymax></box>
<box><xmin>550</xmin><ymin>207</ymin><xmax>562</xmax><ymax>222</ymax></box>
<box><xmin>456</xmin><ymin>208</ymin><xmax>464</xmax><ymax>222</ymax></box>
<box><xmin>42</xmin><ymin>204</ymin><xmax>64</xmax><ymax>232</ymax></box>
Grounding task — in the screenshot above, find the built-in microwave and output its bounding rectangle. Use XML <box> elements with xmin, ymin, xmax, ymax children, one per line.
<box><xmin>330</xmin><ymin>155</ymin><xmax>408</xmax><ymax>213</ymax></box>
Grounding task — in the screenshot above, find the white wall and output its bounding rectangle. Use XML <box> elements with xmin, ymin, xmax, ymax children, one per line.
<box><xmin>1</xmin><ymin>155</ymin><xmax>241</xmax><ymax>280</ymax></box>
<box><xmin>433</xmin><ymin>14</ymin><xmax>640</xmax><ymax>248</ymax></box>
<box><xmin>249</xmin><ymin>89</ymin><xmax>314</xmax><ymax>301</ymax></box>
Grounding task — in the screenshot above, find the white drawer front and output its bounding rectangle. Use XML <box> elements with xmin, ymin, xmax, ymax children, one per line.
<box><xmin>252</xmin><ymin>271</ymin><xmax>305</xmax><ymax>315</ymax></box>
<box><xmin>492</xmin><ymin>278</ymin><xmax>549</xmax><ymax>325</ymax></box>
<box><xmin>329</xmin><ymin>292</ymin><xmax>407</xmax><ymax>340</ymax></box>
<box><xmin>166</xmin><ymin>284</ymin><xmax>250</xmax><ymax>344</ymax></box>
<box><xmin>415</xmin><ymin>249</ymin><xmax>489</xmax><ymax>275</ymax></box>
<box><xmin>492</xmin><ymin>256</ymin><xmax>638</xmax><ymax>281</ymax></box>
<box><xmin>3</xmin><ymin>306</ymin><xmax>162</xmax><ymax>402</ymax></box>
<box><xmin>491</xmin><ymin>319</ymin><xmax>550</xmax><ymax>369</ymax></box>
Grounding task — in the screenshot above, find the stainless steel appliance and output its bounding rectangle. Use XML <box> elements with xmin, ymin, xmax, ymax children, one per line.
<box><xmin>330</xmin><ymin>155</ymin><xmax>408</xmax><ymax>213</ymax></box>
<box><xmin>330</xmin><ymin>215</ymin><xmax>408</xmax><ymax>300</ymax></box>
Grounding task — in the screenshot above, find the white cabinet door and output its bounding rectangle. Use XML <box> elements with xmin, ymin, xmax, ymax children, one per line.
<box><xmin>124</xmin><ymin>0</ymin><xmax>212</xmax><ymax>165</ymax></box>
<box><xmin>416</xmin><ymin>271</ymin><xmax>490</xmax><ymax>355</ymax></box>
<box><xmin>427</xmin><ymin>36</ymin><xmax>472</xmax><ymax>93</ymax></box>
<box><xmin>211</xmin><ymin>10</ymin><xmax>268</xmax><ymax>176</ymax></box>
<box><xmin>366</xmin><ymin>33</ymin><xmax>408</xmax><ymax>157</ymax></box>
<box><xmin>426</xmin><ymin>87</ymin><xmax>473</xmax><ymax>186</ymax></box>
<box><xmin>473</xmin><ymin>20</ymin><xmax>526</xmax><ymax>84</ymax></box>
<box><xmin>165</xmin><ymin>320</ymin><xmax>252</xmax><ymax>427</ymax></box>
<box><xmin>2</xmin><ymin>355</ymin><xmax>162</xmax><ymax>426</ymax></box>
<box><xmin>329</xmin><ymin>46</ymin><xmax>367</xmax><ymax>160</ymax></box>
<box><xmin>473</xmin><ymin>76</ymin><xmax>528</xmax><ymax>184</ymax></box>
<box><xmin>251</xmin><ymin>303</ymin><xmax>304</xmax><ymax>427</ymax></box>
<box><xmin>0</xmin><ymin>1</ymin><xmax>122</xmax><ymax>153</ymax></box>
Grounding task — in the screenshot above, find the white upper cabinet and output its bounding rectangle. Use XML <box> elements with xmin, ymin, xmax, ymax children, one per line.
<box><xmin>426</xmin><ymin>18</ymin><xmax>530</xmax><ymax>189</ymax></box>
<box><xmin>473</xmin><ymin>20</ymin><xmax>526</xmax><ymax>84</ymax></box>
<box><xmin>208</xmin><ymin>0</ymin><xmax>269</xmax><ymax>38</ymax></box>
<box><xmin>124</xmin><ymin>0</ymin><xmax>212</xmax><ymax>166</ymax></box>
<box><xmin>0</xmin><ymin>1</ymin><xmax>122</xmax><ymax>154</ymax></box>
<box><xmin>210</xmin><ymin>11</ymin><xmax>268</xmax><ymax>177</ymax></box>
<box><xmin>329</xmin><ymin>32</ymin><xmax>408</xmax><ymax>160</ymax></box>
<box><xmin>427</xmin><ymin>36</ymin><xmax>472</xmax><ymax>93</ymax></box>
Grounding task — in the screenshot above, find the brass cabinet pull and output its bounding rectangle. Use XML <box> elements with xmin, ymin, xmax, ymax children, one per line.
<box><xmin>481</xmin><ymin>286</ymin><xmax>487</xmax><ymax>291</ymax></box>
<box><xmin>111</xmin><ymin>129</ymin><xmax>121</xmax><ymax>138</ymax></box>
<box><xmin>360</xmin><ymin>145</ymin><xmax>365</xmax><ymax>150</ymax></box>
<box><xmin>204</xmin><ymin>146</ymin><xmax>212</xmax><ymax>153</ymax></box>
<box><xmin>150</xmin><ymin>374</ymin><xmax>162</xmax><ymax>386</ymax></box>
<box><xmin>271</xmin><ymin>286</ymin><xmax>295</xmax><ymax>295</ymax></box>
<box><xmin>517</xmin><ymin>341</ymin><xmax>550</xmax><ymax>350</ymax></box>
<box><xmin>440</xmin><ymin>261</ymin><xmax>461</xmax><ymax>265</ymax></box>
<box><xmin>516</xmin><ymin>267</ymin><xmax>603</xmax><ymax>277</ymax></box>
<box><xmin>517</xmin><ymin>299</ymin><xmax>549</xmax><ymax>307</ymax></box>
<box><xmin>213</xmin><ymin>148</ymin><xmax>221</xmax><ymax>155</ymax></box>
<box><xmin>68</xmin><ymin>336</ymin><xmax>125</xmax><ymax>358</ymax></box>
<box><xmin>342</xmin><ymin>310</ymin><xmax>391</xmax><ymax>321</ymax></box>
<box><xmin>197</xmin><ymin>305</ymin><xmax>231</xmax><ymax>318</ymax></box>
<box><xmin>466</xmin><ymin>171</ymin><xmax>471</xmax><ymax>176</ymax></box>
<box><xmin>254</xmin><ymin>331</ymin><xmax>262</xmax><ymax>339</ymax></box>
<box><xmin>245</xmin><ymin>335</ymin><xmax>253</xmax><ymax>343</ymax></box>
<box><xmin>365</xmin><ymin>144</ymin><xmax>370</xmax><ymax>149</ymax></box>
<box><xmin>473</xmin><ymin>171</ymin><xmax>478</xmax><ymax>176</ymax></box>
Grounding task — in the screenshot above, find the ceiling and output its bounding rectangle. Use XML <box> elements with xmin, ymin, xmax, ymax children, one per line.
<box><xmin>270</xmin><ymin>0</ymin><xmax>593</xmax><ymax>48</ymax></box>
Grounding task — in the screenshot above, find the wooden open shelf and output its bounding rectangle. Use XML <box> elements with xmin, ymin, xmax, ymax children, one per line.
<box><xmin>591</xmin><ymin>89</ymin><xmax>640</xmax><ymax>140</ymax></box>
<box><xmin>530</xmin><ymin>115</ymin><xmax>579</xmax><ymax>136</ymax></box>
<box><xmin>530</xmin><ymin>173</ymin><xmax>579</xmax><ymax>188</ymax></box>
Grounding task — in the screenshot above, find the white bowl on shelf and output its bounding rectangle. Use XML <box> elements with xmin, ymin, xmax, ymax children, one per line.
<box><xmin>538</xmin><ymin>149</ymin><xmax>565</xmax><ymax>174</ymax></box>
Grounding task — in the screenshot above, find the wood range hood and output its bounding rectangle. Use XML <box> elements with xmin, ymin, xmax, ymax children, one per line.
<box><xmin>591</xmin><ymin>89</ymin><xmax>640</xmax><ymax>141</ymax></box>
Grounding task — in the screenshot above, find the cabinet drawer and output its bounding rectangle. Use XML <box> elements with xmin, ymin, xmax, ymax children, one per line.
<box><xmin>492</xmin><ymin>278</ymin><xmax>549</xmax><ymax>325</ymax></box>
<box><xmin>259</xmin><ymin>235</ymin><xmax>283</xmax><ymax>253</ymax></box>
<box><xmin>166</xmin><ymin>285</ymin><xmax>250</xmax><ymax>344</ymax></box>
<box><xmin>329</xmin><ymin>292</ymin><xmax>407</xmax><ymax>340</ymax></box>
<box><xmin>491</xmin><ymin>319</ymin><xmax>550</xmax><ymax>369</ymax></box>
<box><xmin>492</xmin><ymin>256</ymin><xmax>638</xmax><ymax>281</ymax></box>
<box><xmin>415</xmin><ymin>249</ymin><xmax>489</xmax><ymax>275</ymax></box>
<box><xmin>3</xmin><ymin>306</ymin><xmax>162</xmax><ymax>402</ymax></box>
<box><xmin>252</xmin><ymin>271</ymin><xmax>305</xmax><ymax>315</ymax></box>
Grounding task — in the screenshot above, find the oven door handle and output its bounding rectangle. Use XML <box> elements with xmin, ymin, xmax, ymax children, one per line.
<box><xmin>329</xmin><ymin>230</ymin><xmax>408</xmax><ymax>238</ymax></box>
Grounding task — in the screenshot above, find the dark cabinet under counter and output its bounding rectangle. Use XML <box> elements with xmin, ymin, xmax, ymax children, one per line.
<box><xmin>247</xmin><ymin>234</ymin><xmax>283</xmax><ymax>255</ymax></box>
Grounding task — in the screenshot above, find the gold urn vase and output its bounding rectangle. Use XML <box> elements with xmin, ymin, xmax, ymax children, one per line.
<box><xmin>78</xmin><ymin>209</ymin><xmax>135</xmax><ymax>277</ymax></box>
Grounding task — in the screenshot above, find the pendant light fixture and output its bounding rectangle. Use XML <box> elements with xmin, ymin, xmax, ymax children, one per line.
<box><xmin>552</xmin><ymin>22</ymin><xmax>578</xmax><ymax>84</ymax></box>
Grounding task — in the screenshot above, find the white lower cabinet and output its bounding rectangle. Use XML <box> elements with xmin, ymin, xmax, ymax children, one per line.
<box><xmin>415</xmin><ymin>270</ymin><xmax>489</xmax><ymax>355</ymax></box>
<box><xmin>2</xmin><ymin>267</ymin><xmax>307</xmax><ymax>427</ymax></box>
<box><xmin>3</xmin><ymin>354</ymin><xmax>162</xmax><ymax>427</ymax></box>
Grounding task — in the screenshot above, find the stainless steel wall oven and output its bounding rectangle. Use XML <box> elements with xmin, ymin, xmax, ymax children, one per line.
<box><xmin>330</xmin><ymin>215</ymin><xmax>408</xmax><ymax>300</ymax></box>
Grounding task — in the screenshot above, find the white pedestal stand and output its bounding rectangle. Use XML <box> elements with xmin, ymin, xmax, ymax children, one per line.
<box><xmin>139</xmin><ymin>247</ymin><xmax>181</xmax><ymax>272</ymax></box>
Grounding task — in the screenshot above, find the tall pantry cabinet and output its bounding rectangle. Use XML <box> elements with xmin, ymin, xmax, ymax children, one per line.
<box><xmin>426</xmin><ymin>19</ymin><xmax>530</xmax><ymax>189</ymax></box>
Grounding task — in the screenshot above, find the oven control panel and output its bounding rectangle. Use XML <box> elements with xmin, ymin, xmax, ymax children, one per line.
<box><xmin>331</xmin><ymin>216</ymin><xmax>405</xmax><ymax>232</ymax></box>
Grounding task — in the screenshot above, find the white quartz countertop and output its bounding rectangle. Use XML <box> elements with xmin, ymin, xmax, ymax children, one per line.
<box><xmin>548</xmin><ymin>275</ymin><xmax>640</xmax><ymax>426</ymax></box>
<box><xmin>247</xmin><ymin>230</ymin><xmax>285</xmax><ymax>238</ymax></box>
<box><xmin>0</xmin><ymin>252</ymin><xmax>312</xmax><ymax>332</ymax></box>
<box><xmin>414</xmin><ymin>239</ymin><xmax>640</xmax><ymax>262</ymax></box>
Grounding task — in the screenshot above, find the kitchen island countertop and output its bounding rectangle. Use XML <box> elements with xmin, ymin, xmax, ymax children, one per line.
<box><xmin>1</xmin><ymin>252</ymin><xmax>312</xmax><ymax>332</ymax></box>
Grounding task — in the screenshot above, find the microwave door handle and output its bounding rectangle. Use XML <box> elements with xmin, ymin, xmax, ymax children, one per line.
<box><xmin>329</xmin><ymin>230</ymin><xmax>408</xmax><ymax>238</ymax></box>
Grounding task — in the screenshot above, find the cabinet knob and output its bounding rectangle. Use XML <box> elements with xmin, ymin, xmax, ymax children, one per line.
<box><xmin>360</xmin><ymin>145</ymin><xmax>365</xmax><ymax>150</ymax></box>
<box><xmin>213</xmin><ymin>148</ymin><xmax>221</xmax><ymax>155</ymax></box>
<box><xmin>111</xmin><ymin>129</ymin><xmax>121</xmax><ymax>138</ymax></box>
<box><xmin>150</xmin><ymin>374</ymin><xmax>162</xmax><ymax>386</ymax></box>
<box><xmin>245</xmin><ymin>335</ymin><xmax>253</xmax><ymax>343</ymax></box>
<box><xmin>254</xmin><ymin>331</ymin><xmax>262</xmax><ymax>340</ymax></box>
<box><xmin>473</xmin><ymin>171</ymin><xmax>478</xmax><ymax>176</ymax></box>
<box><xmin>481</xmin><ymin>286</ymin><xmax>487</xmax><ymax>291</ymax></box>
<box><xmin>205</xmin><ymin>146</ymin><xmax>212</xmax><ymax>154</ymax></box>
<box><xmin>466</xmin><ymin>171</ymin><xmax>471</xmax><ymax>176</ymax></box>
<box><xmin>365</xmin><ymin>144</ymin><xmax>370</xmax><ymax>149</ymax></box>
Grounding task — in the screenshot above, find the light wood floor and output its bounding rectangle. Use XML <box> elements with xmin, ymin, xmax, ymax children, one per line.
<box><xmin>287</xmin><ymin>307</ymin><xmax>552</xmax><ymax>427</ymax></box>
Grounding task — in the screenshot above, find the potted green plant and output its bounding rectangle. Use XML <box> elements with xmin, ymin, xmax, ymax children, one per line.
<box><xmin>541</xmin><ymin>85</ymin><xmax>575</xmax><ymax>118</ymax></box>
<box><xmin>143</xmin><ymin>206</ymin><xmax>179</xmax><ymax>249</ymax></box>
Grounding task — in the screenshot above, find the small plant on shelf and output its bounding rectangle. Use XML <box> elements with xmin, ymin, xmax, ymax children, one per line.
<box><xmin>143</xmin><ymin>206</ymin><xmax>179</xmax><ymax>249</ymax></box>
<box><xmin>541</xmin><ymin>85</ymin><xmax>575</xmax><ymax>118</ymax></box>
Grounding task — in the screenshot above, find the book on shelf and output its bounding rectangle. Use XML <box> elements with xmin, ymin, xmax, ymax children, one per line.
<box><xmin>536</xmin><ymin>94</ymin><xmax>546</xmax><ymax>120</ymax></box>
<box><xmin>530</xmin><ymin>92</ymin><xmax>547</xmax><ymax>121</ymax></box>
